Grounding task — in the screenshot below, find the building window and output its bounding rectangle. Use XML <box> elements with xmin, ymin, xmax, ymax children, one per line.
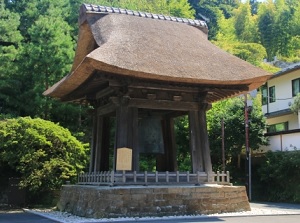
<box><xmin>261</xmin><ymin>85</ymin><xmax>268</xmax><ymax>105</ymax></box>
<box><xmin>269</xmin><ymin>86</ymin><xmax>276</xmax><ymax>103</ymax></box>
<box><xmin>267</xmin><ymin>122</ymin><xmax>288</xmax><ymax>133</ymax></box>
<box><xmin>292</xmin><ymin>78</ymin><xmax>300</xmax><ymax>97</ymax></box>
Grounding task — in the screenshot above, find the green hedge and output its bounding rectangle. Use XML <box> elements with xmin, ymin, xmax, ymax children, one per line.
<box><xmin>257</xmin><ymin>150</ymin><xmax>300</xmax><ymax>203</ymax></box>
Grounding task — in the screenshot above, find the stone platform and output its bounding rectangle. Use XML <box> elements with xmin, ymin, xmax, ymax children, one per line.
<box><xmin>57</xmin><ymin>185</ymin><xmax>250</xmax><ymax>218</ymax></box>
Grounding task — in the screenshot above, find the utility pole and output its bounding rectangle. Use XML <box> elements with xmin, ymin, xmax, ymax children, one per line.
<box><xmin>221</xmin><ymin>118</ymin><xmax>225</xmax><ymax>172</ymax></box>
<box><xmin>244</xmin><ymin>94</ymin><xmax>252</xmax><ymax>201</ymax></box>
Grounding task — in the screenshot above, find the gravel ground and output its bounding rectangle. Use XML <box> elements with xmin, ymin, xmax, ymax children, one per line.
<box><xmin>24</xmin><ymin>203</ymin><xmax>300</xmax><ymax>223</ymax></box>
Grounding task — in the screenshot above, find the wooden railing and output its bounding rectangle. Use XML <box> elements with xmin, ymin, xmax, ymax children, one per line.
<box><xmin>77</xmin><ymin>171</ymin><xmax>230</xmax><ymax>186</ymax></box>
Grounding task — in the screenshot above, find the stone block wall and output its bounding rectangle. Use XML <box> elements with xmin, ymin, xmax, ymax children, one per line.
<box><xmin>57</xmin><ymin>185</ymin><xmax>250</xmax><ymax>218</ymax></box>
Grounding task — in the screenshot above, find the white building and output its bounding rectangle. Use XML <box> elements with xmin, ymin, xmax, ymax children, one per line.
<box><xmin>260</xmin><ymin>63</ymin><xmax>300</xmax><ymax>152</ymax></box>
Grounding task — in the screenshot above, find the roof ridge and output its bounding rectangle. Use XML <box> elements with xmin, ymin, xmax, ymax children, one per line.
<box><xmin>273</xmin><ymin>62</ymin><xmax>300</xmax><ymax>77</ymax></box>
<box><xmin>82</xmin><ymin>3</ymin><xmax>207</xmax><ymax>29</ymax></box>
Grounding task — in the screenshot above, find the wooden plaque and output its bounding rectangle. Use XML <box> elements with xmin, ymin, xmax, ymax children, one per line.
<box><xmin>116</xmin><ymin>147</ymin><xmax>132</xmax><ymax>171</ymax></box>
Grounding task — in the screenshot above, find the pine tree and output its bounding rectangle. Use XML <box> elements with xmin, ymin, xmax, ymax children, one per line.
<box><xmin>0</xmin><ymin>0</ymin><xmax>23</xmax><ymax>115</ymax></box>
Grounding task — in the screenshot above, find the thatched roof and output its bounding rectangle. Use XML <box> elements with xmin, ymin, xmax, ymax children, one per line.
<box><xmin>44</xmin><ymin>4</ymin><xmax>271</xmax><ymax>102</ymax></box>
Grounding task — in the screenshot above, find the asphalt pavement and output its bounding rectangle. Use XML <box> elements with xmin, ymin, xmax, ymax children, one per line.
<box><xmin>113</xmin><ymin>215</ymin><xmax>300</xmax><ymax>223</ymax></box>
<box><xmin>0</xmin><ymin>211</ymin><xmax>58</xmax><ymax>223</ymax></box>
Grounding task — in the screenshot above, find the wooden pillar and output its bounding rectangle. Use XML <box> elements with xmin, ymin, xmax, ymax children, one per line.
<box><xmin>189</xmin><ymin>102</ymin><xmax>212</xmax><ymax>174</ymax></box>
<box><xmin>89</xmin><ymin>112</ymin><xmax>97</xmax><ymax>172</ymax></box>
<box><xmin>89</xmin><ymin>114</ymin><xmax>111</xmax><ymax>172</ymax></box>
<box><xmin>189</xmin><ymin>111</ymin><xmax>204</xmax><ymax>173</ymax></box>
<box><xmin>157</xmin><ymin>117</ymin><xmax>177</xmax><ymax>171</ymax></box>
<box><xmin>100</xmin><ymin>117</ymin><xmax>110</xmax><ymax>171</ymax></box>
<box><xmin>114</xmin><ymin>103</ymin><xmax>138</xmax><ymax>171</ymax></box>
<box><xmin>199</xmin><ymin>103</ymin><xmax>213</xmax><ymax>173</ymax></box>
<box><xmin>93</xmin><ymin>116</ymin><xmax>103</xmax><ymax>172</ymax></box>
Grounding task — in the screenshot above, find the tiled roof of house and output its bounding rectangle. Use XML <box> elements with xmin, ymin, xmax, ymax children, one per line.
<box><xmin>272</xmin><ymin>62</ymin><xmax>300</xmax><ymax>79</ymax></box>
<box><xmin>83</xmin><ymin>4</ymin><xmax>207</xmax><ymax>29</ymax></box>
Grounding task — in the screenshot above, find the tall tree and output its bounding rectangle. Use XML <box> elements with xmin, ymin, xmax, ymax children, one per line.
<box><xmin>195</xmin><ymin>0</ymin><xmax>240</xmax><ymax>39</ymax></box>
<box><xmin>233</xmin><ymin>1</ymin><xmax>259</xmax><ymax>43</ymax></box>
<box><xmin>207</xmin><ymin>96</ymin><xmax>268</xmax><ymax>170</ymax></box>
<box><xmin>256</xmin><ymin>0</ymin><xmax>300</xmax><ymax>61</ymax></box>
<box><xmin>0</xmin><ymin>1</ymin><xmax>23</xmax><ymax>115</ymax></box>
<box><xmin>257</xmin><ymin>1</ymin><xmax>277</xmax><ymax>61</ymax></box>
<box><xmin>1</xmin><ymin>0</ymin><xmax>80</xmax><ymax>125</ymax></box>
<box><xmin>19</xmin><ymin>14</ymin><xmax>74</xmax><ymax>118</ymax></box>
<box><xmin>213</xmin><ymin>3</ymin><xmax>267</xmax><ymax>66</ymax></box>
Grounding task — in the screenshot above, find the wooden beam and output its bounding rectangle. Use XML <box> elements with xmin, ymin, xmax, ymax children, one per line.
<box><xmin>127</xmin><ymin>98</ymin><xmax>200</xmax><ymax>111</ymax></box>
<box><xmin>164</xmin><ymin>111</ymin><xmax>188</xmax><ymax>118</ymax></box>
<box><xmin>129</xmin><ymin>82</ymin><xmax>206</xmax><ymax>93</ymax></box>
<box><xmin>96</xmin><ymin>103</ymin><xmax>116</xmax><ymax>116</ymax></box>
<box><xmin>95</xmin><ymin>87</ymin><xmax>114</xmax><ymax>100</ymax></box>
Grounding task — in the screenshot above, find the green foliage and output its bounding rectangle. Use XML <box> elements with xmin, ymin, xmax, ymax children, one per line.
<box><xmin>0</xmin><ymin>117</ymin><xmax>88</xmax><ymax>195</ymax></box>
<box><xmin>258</xmin><ymin>62</ymin><xmax>281</xmax><ymax>73</ymax></box>
<box><xmin>196</xmin><ymin>0</ymin><xmax>239</xmax><ymax>40</ymax></box>
<box><xmin>174</xmin><ymin>116</ymin><xmax>191</xmax><ymax>171</ymax></box>
<box><xmin>215</xmin><ymin>40</ymin><xmax>267</xmax><ymax>66</ymax></box>
<box><xmin>233</xmin><ymin>2</ymin><xmax>258</xmax><ymax>43</ymax></box>
<box><xmin>85</xmin><ymin>0</ymin><xmax>195</xmax><ymax>18</ymax></box>
<box><xmin>202</xmin><ymin>0</ymin><xmax>300</xmax><ymax>63</ymax></box>
<box><xmin>256</xmin><ymin>0</ymin><xmax>300</xmax><ymax>61</ymax></box>
<box><xmin>16</xmin><ymin>4</ymin><xmax>75</xmax><ymax>119</ymax></box>
<box><xmin>212</xmin><ymin>2</ymin><xmax>269</xmax><ymax>66</ymax></box>
<box><xmin>258</xmin><ymin>150</ymin><xmax>300</xmax><ymax>202</ymax></box>
<box><xmin>290</xmin><ymin>93</ymin><xmax>300</xmax><ymax>113</ymax></box>
<box><xmin>230</xmin><ymin>43</ymin><xmax>266</xmax><ymax>66</ymax></box>
<box><xmin>0</xmin><ymin>2</ymin><xmax>23</xmax><ymax>115</ymax></box>
<box><xmin>207</xmin><ymin>96</ymin><xmax>268</xmax><ymax>170</ymax></box>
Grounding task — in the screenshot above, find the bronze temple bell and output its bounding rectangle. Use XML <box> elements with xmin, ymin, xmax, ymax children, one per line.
<box><xmin>138</xmin><ymin>115</ymin><xmax>165</xmax><ymax>154</ymax></box>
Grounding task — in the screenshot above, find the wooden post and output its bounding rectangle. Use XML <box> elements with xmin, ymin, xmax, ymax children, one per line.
<box><xmin>114</xmin><ymin>101</ymin><xmax>138</xmax><ymax>171</ymax></box>
<box><xmin>221</xmin><ymin>118</ymin><xmax>225</xmax><ymax>171</ymax></box>
<box><xmin>188</xmin><ymin>102</ymin><xmax>213</xmax><ymax>175</ymax></box>
<box><xmin>93</xmin><ymin>116</ymin><xmax>103</xmax><ymax>172</ymax></box>
<box><xmin>89</xmin><ymin>112</ymin><xmax>97</xmax><ymax>172</ymax></box>
<box><xmin>157</xmin><ymin>117</ymin><xmax>177</xmax><ymax>171</ymax></box>
<box><xmin>100</xmin><ymin>117</ymin><xmax>110</xmax><ymax>171</ymax></box>
<box><xmin>92</xmin><ymin>116</ymin><xmax>111</xmax><ymax>172</ymax></box>
<box><xmin>199</xmin><ymin>103</ymin><xmax>213</xmax><ymax>174</ymax></box>
<box><xmin>189</xmin><ymin>111</ymin><xmax>204</xmax><ymax>173</ymax></box>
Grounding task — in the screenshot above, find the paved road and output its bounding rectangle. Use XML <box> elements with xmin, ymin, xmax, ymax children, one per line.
<box><xmin>2</xmin><ymin>213</ymin><xmax>300</xmax><ymax>223</ymax></box>
<box><xmin>0</xmin><ymin>211</ymin><xmax>58</xmax><ymax>223</ymax></box>
<box><xmin>99</xmin><ymin>215</ymin><xmax>300</xmax><ymax>223</ymax></box>
<box><xmin>251</xmin><ymin>202</ymin><xmax>300</xmax><ymax>212</ymax></box>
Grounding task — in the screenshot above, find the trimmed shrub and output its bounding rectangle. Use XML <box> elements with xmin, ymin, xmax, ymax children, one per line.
<box><xmin>0</xmin><ymin>117</ymin><xmax>88</xmax><ymax>200</ymax></box>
